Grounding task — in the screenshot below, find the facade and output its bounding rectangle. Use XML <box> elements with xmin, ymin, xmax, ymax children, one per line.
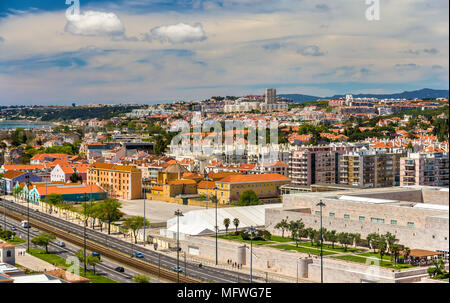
<box><xmin>2</xmin><ymin>170</ymin><xmax>42</xmax><ymax>194</ymax></box>
<box><xmin>339</xmin><ymin>148</ymin><xmax>406</xmax><ymax>188</ymax></box>
<box><xmin>50</xmin><ymin>164</ymin><xmax>88</xmax><ymax>183</ymax></box>
<box><xmin>266</xmin><ymin>187</ymin><xmax>449</xmax><ymax>254</ymax></box>
<box><xmin>215</xmin><ymin>173</ymin><xmax>291</xmax><ymax>204</ymax></box>
<box><xmin>290</xmin><ymin>144</ymin><xmax>355</xmax><ymax>187</ymax></box>
<box><xmin>400</xmin><ymin>152</ymin><xmax>449</xmax><ymax>187</ymax></box>
<box><xmin>87</xmin><ymin>163</ymin><xmax>142</xmax><ymax>200</ymax></box>
<box><xmin>265</xmin><ymin>88</ymin><xmax>276</xmax><ymax>104</ymax></box>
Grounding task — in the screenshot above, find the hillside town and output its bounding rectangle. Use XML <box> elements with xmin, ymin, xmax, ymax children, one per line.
<box><xmin>1</xmin><ymin>89</ymin><xmax>448</xmax><ymax>284</ymax></box>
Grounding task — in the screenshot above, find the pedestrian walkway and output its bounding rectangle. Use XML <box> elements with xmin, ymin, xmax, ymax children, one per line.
<box><xmin>15</xmin><ymin>248</ymin><xmax>57</xmax><ymax>272</ymax></box>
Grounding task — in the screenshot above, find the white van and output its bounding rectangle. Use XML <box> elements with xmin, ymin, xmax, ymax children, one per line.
<box><xmin>21</xmin><ymin>221</ymin><xmax>30</xmax><ymax>228</ymax></box>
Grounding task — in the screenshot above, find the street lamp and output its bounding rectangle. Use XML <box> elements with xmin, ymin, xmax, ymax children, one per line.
<box><xmin>3</xmin><ymin>178</ymin><xmax>6</xmax><ymax>230</ymax></box>
<box><xmin>248</xmin><ymin>226</ymin><xmax>256</xmax><ymax>283</ymax></box>
<box><xmin>25</xmin><ymin>175</ymin><xmax>30</xmax><ymax>253</ymax></box>
<box><xmin>83</xmin><ymin>192</ymin><xmax>88</xmax><ymax>276</ymax></box>
<box><xmin>174</xmin><ymin>209</ymin><xmax>184</xmax><ymax>283</ymax></box>
<box><xmin>143</xmin><ymin>186</ymin><xmax>146</xmax><ymax>246</ymax></box>
<box><xmin>316</xmin><ymin>200</ymin><xmax>326</xmax><ymax>283</ymax></box>
<box><xmin>213</xmin><ymin>187</ymin><xmax>218</xmax><ymax>265</ymax></box>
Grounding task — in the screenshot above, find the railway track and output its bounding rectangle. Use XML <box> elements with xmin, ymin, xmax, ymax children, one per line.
<box><xmin>4</xmin><ymin>207</ymin><xmax>202</xmax><ymax>283</ymax></box>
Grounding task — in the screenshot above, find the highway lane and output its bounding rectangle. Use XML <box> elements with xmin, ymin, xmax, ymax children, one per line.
<box><xmin>2</xmin><ymin>216</ymin><xmax>142</xmax><ymax>283</ymax></box>
<box><xmin>2</xmin><ymin>199</ymin><xmax>254</xmax><ymax>283</ymax></box>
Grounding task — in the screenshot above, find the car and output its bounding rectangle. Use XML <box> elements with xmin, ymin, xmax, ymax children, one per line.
<box><xmin>33</xmin><ymin>209</ymin><xmax>39</xmax><ymax>212</ymax></box>
<box><xmin>134</xmin><ymin>252</ymin><xmax>144</xmax><ymax>258</ymax></box>
<box><xmin>115</xmin><ymin>266</ymin><xmax>125</xmax><ymax>273</ymax></box>
<box><xmin>91</xmin><ymin>252</ymin><xmax>101</xmax><ymax>260</ymax></box>
<box><xmin>10</xmin><ymin>226</ymin><xmax>17</xmax><ymax>231</ymax></box>
<box><xmin>56</xmin><ymin>241</ymin><xmax>65</xmax><ymax>247</ymax></box>
<box><xmin>171</xmin><ymin>266</ymin><xmax>183</xmax><ymax>273</ymax></box>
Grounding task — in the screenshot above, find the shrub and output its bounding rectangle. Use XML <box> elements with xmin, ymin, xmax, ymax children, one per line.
<box><xmin>262</xmin><ymin>230</ymin><xmax>272</xmax><ymax>240</ymax></box>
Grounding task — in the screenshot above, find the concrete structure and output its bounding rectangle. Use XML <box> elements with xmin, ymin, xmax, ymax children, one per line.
<box><xmin>266</xmin><ymin>187</ymin><xmax>449</xmax><ymax>255</ymax></box>
<box><xmin>0</xmin><ymin>243</ymin><xmax>15</xmax><ymax>265</ymax></box>
<box><xmin>400</xmin><ymin>152</ymin><xmax>449</xmax><ymax>187</ymax></box>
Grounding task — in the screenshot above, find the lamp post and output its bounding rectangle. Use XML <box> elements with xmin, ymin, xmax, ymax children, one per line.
<box><xmin>83</xmin><ymin>192</ymin><xmax>88</xmax><ymax>276</ymax></box>
<box><xmin>25</xmin><ymin>175</ymin><xmax>30</xmax><ymax>253</ymax></box>
<box><xmin>143</xmin><ymin>186</ymin><xmax>146</xmax><ymax>246</ymax></box>
<box><xmin>3</xmin><ymin>178</ymin><xmax>6</xmax><ymax>230</ymax></box>
<box><xmin>249</xmin><ymin>226</ymin><xmax>256</xmax><ymax>283</ymax></box>
<box><xmin>174</xmin><ymin>209</ymin><xmax>184</xmax><ymax>283</ymax></box>
<box><xmin>316</xmin><ymin>200</ymin><xmax>326</xmax><ymax>283</ymax></box>
<box><xmin>213</xmin><ymin>187</ymin><xmax>218</xmax><ymax>265</ymax></box>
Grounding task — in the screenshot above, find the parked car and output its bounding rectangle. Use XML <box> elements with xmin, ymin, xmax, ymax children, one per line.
<box><xmin>134</xmin><ymin>252</ymin><xmax>144</xmax><ymax>258</ymax></box>
<box><xmin>115</xmin><ymin>267</ymin><xmax>125</xmax><ymax>273</ymax></box>
<box><xmin>56</xmin><ymin>241</ymin><xmax>65</xmax><ymax>247</ymax></box>
<box><xmin>171</xmin><ymin>266</ymin><xmax>183</xmax><ymax>273</ymax></box>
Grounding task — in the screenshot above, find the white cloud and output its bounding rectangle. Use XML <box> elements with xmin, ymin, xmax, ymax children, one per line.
<box><xmin>65</xmin><ymin>11</ymin><xmax>125</xmax><ymax>37</ymax></box>
<box><xmin>149</xmin><ymin>23</ymin><xmax>207</xmax><ymax>44</ymax></box>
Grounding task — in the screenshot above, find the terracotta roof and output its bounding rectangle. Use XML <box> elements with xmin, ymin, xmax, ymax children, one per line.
<box><xmin>90</xmin><ymin>162</ymin><xmax>140</xmax><ymax>172</ymax></box>
<box><xmin>217</xmin><ymin>173</ymin><xmax>291</xmax><ymax>183</ymax></box>
<box><xmin>33</xmin><ymin>183</ymin><xmax>105</xmax><ymax>195</ymax></box>
<box><xmin>401</xmin><ymin>249</ymin><xmax>444</xmax><ymax>258</ymax></box>
<box><xmin>0</xmin><ymin>243</ymin><xmax>16</xmax><ymax>248</ymax></box>
<box><xmin>168</xmin><ymin>179</ymin><xmax>197</xmax><ymax>185</ymax></box>
<box><xmin>3</xmin><ymin>170</ymin><xmax>26</xmax><ymax>180</ymax></box>
<box><xmin>3</xmin><ymin>164</ymin><xmax>46</xmax><ymax>171</ymax></box>
<box><xmin>198</xmin><ymin>180</ymin><xmax>216</xmax><ymax>189</ymax></box>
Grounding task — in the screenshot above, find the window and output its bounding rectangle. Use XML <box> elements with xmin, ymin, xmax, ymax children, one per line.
<box><xmin>344</xmin><ymin>214</ymin><xmax>350</xmax><ymax>219</ymax></box>
<box><xmin>407</xmin><ymin>222</ymin><xmax>414</xmax><ymax>227</ymax></box>
<box><xmin>6</xmin><ymin>250</ymin><xmax>11</xmax><ymax>257</ymax></box>
<box><xmin>359</xmin><ymin>216</ymin><xmax>365</xmax><ymax>221</ymax></box>
<box><xmin>391</xmin><ymin>220</ymin><xmax>397</xmax><ymax>225</ymax></box>
<box><xmin>329</xmin><ymin>213</ymin><xmax>335</xmax><ymax>217</ymax></box>
<box><xmin>371</xmin><ymin>217</ymin><xmax>384</xmax><ymax>223</ymax></box>
<box><xmin>315</xmin><ymin>211</ymin><xmax>321</xmax><ymax>215</ymax></box>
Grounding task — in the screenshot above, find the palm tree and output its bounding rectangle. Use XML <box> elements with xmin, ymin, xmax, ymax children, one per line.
<box><xmin>390</xmin><ymin>244</ymin><xmax>401</xmax><ymax>265</ymax></box>
<box><xmin>288</xmin><ymin>220</ymin><xmax>305</xmax><ymax>247</ymax></box>
<box><xmin>351</xmin><ymin>233</ymin><xmax>361</xmax><ymax>248</ymax></box>
<box><xmin>384</xmin><ymin>232</ymin><xmax>398</xmax><ymax>256</ymax></box>
<box><xmin>366</xmin><ymin>233</ymin><xmax>379</xmax><ymax>252</ymax></box>
<box><xmin>223</xmin><ymin>218</ymin><xmax>230</xmax><ymax>235</ymax></box>
<box><xmin>275</xmin><ymin>217</ymin><xmax>289</xmax><ymax>238</ymax></box>
<box><xmin>377</xmin><ymin>236</ymin><xmax>387</xmax><ymax>264</ymax></box>
<box><xmin>233</xmin><ymin>218</ymin><xmax>240</xmax><ymax>233</ymax></box>
<box><xmin>402</xmin><ymin>246</ymin><xmax>411</xmax><ymax>264</ymax></box>
<box><xmin>326</xmin><ymin>230</ymin><xmax>338</xmax><ymax>249</ymax></box>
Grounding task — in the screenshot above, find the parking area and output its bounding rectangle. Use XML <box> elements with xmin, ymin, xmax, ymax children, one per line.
<box><xmin>119</xmin><ymin>199</ymin><xmax>204</xmax><ymax>223</ymax></box>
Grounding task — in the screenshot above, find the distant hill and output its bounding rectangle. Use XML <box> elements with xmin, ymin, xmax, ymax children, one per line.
<box><xmin>279</xmin><ymin>88</ymin><xmax>449</xmax><ymax>103</ymax></box>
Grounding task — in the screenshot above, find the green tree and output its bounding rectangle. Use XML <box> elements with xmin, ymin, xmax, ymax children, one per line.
<box><xmin>238</xmin><ymin>190</ymin><xmax>260</xmax><ymax>206</ymax></box>
<box><xmin>46</xmin><ymin>193</ymin><xmax>63</xmax><ymax>212</ymax></box>
<box><xmin>337</xmin><ymin>232</ymin><xmax>352</xmax><ymax>252</ymax></box>
<box><xmin>223</xmin><ymin>218</ymin><xmax>230</xmax><ymax>235</ymax></box>
<box><xmin>288</xmin><ymin>219</ymin><xmax>305</xmax><ymax>247</ymax></box>
<box><xmin>366</xmin><ymin>233</ymin><xmax>379</xmax><ymax>252</ymax></box>
<box><xmin>93</xmin><ymin>199</ymin><xmax>124</xmax><ymax>234</ymax></box>
<box><xmin>305</xmin><ymin>228</ymin><xmax>315</xmax><ymax>246</ymax></box>
<box><xmin>377</xmin><ymin>235</ymin><xmax>388</xmax><ymax>264</ymax></box>
<box><xmin>31</xmin><ymin>233</ymin><xmax>56</xmax><ymax>253</ymax></box>
<box><xmin>233</xmin><ymin>218</ymin><xmax>240</xmax><ymax>233</ymax></box>
<box><xmin>122</xmin><ymin>216</ymin><xmax>150</xmax><ymax>244</ymax></box>
<box><xmin>70</xmin><ymin>173</ymin><xmax>83</xmax><ymax>183</ymax></box>
<box><xmin>274</xmin><ymin>217</ymin><xmax>289</xmax><ymax>238</ymax></box>
<box><xmin>132</xmin><ymin>274</ymin><xmax>151</xmax><ymax>283</ymax></box>
<box><xmin>326</xmin><ymin>230</ymin><xmax>338</xmax><ymax>249</ymax></box>
<box><xmin>86</xmin><ymin>255</ymin><xmax>101</xmax><ymax>274</ymax></box>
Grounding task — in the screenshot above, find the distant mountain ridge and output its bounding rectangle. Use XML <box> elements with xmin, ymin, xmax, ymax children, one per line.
<box><xmin>279</xmin><ymin>88</ymin><xmax>449</xmax><ymax>103</ymax></box>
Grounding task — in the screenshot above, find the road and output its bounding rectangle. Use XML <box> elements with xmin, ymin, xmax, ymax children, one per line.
<box><xmin>2</xmin><ymin>198</ymin><xmax>255</xmax><ymax>283</ymax></box>
<box><xmin>2</xmin><ymin>216</ymin><xmax>150</xmax><ymax>283</ymax></box>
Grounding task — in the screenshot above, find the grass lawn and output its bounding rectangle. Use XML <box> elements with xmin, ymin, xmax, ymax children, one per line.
<box><xmin>269</xmin><ymin>235</ymin><xmax>295</xmax><ymax>243</ymax></box>
<box><xmin>272</xmin><ymin>244</ymin><xmax>337</xmax><ymax>256</ymax></box>
<box><xmin>333</xmin><ymin>253</ymin><xmax>415</xmax><ymax>269</ymax></box>
<box><xmin>216</xmin><ymin>234</ymin><xmax>274</xmax><ymax>245</ymax></box>
<box><xmin>28</xmin><ymin>248</ymin><xmax>116</xmax><ymax>283</ymax></box>
<box><xmin>295</xmin><ymin>241</ymin><xmax>361</xmax><ymax>253</ymax></box>
<box><xmin>4</xmin><ymin>236</ymin><xmax>26</xmax><ymax>245</ymax></box>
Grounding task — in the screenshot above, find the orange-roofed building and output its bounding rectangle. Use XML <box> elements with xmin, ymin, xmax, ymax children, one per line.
<box><xmin>87</xmin><ymin>162</ymin><xmax>142</xmax><ymax>200</ymax></box>
<box><xmin>215</xmin><ymin>173</ymin><xmax>291</xmax><ymax>204</ymax></box>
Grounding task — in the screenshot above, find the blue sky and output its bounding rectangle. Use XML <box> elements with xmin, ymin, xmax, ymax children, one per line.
<box><xmin>0</xmin><ymin>0</ymin><xmax>448</xmax><ymax>105</ymax></box>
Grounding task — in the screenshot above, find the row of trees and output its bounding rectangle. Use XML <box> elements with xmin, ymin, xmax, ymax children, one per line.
<box><xmin>275</xmin><ymin>218</ymin><xmax>360</xmax><ymax>251</ymax></box>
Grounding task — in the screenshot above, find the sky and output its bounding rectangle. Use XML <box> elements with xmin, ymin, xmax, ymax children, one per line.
<box><xmin>0</xmin><ymin>0</ymin><xmax>448</xmax><ymax>105</ymax></box>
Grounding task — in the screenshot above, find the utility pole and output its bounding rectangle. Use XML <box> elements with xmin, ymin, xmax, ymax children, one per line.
<box><xmin>25</xmin><ymin>175</ymin><xmax>30</xmax><ymax>253</ymax></box>
<box><xmin>316</xmin><ymin>200</ymin><xmax>326</xmax><ymax>283</ymax></box>
<box><xmin>3</xmin><ymin>179</ymin><xmax>6</xmax><ymax>230</ymax></box>
<box><xmin>214</xmin><ymin>189</ymin><xmax>218</xmax><ymax>265</ymax></box>
<box><xmin>249</xmin><ymin>226</ymin><xmax>255</xmax><ymax>283</ymax></box>
<box><xmin>83</xmin><ymin>218</ymin><xmax>87</xmax><ymax>277</ymax></box>
<box><xmin>143</xmin><ymin>186</ymin><xmax>146</xmax><ymax>246</ymax></box>
<box><xmin>174</xmin><ymin>209</ymin><xmax>184</xmax><ymax>283</ymax></box>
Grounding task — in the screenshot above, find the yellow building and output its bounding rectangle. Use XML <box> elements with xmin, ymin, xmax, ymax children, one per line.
<box><xmin>87</xmin><ymin>163</ymin><xmax>142</xmax><ymax>200</ymax></box>
<box><xmin>215</xmin><ymin>173</ymin><xmax>291</xmax><ymax>204</ymax></box>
